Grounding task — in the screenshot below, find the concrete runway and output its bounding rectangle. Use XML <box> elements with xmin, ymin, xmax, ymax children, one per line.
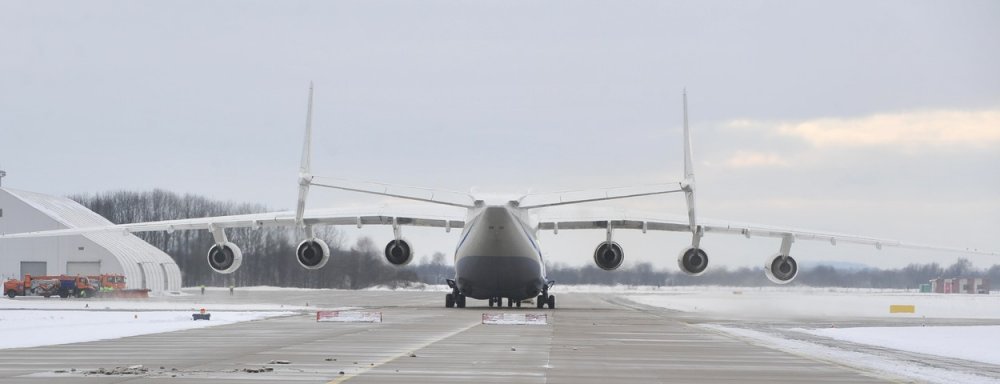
<box><xmin>0</xmin><ymin>290</ymin><xmax>908</xmax><ymax>383</ymax></box>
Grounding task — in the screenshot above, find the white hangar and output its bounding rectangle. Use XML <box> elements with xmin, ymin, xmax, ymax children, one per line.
<box><xmin>0</xmin><ymin>188</ymin><xmax>181</xmax><ymax>293</ymax></box>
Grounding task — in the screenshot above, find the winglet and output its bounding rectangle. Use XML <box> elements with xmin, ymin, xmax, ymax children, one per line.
<box><xmin>295</xmin><ymin>83</ymin><xmax>315</xmax><ymax>226</ymax></box>
<box><xmin>681</xmin><ymin>90</ymin><xmax>698</xmax><ymax>235</ymax></box>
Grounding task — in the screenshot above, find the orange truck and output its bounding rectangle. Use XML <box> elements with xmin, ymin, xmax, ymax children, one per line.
<box><xmin>88</xmin><ymin>274</ymin><xmax>148</xmax><ymax>298</ymax></box>
<box><xmin>88</xmin><ymin>274</ymin><xmax>126</xmax><ymax>290</ymax></box>
<box><xmin>5</xmin><ymin>274</ymin><xmax>148</xmax><ymax>299</ymax></box>
<box><xmin>4</xmin><ymin>275</ymin><xmax>60</xmax><ymax>298</ymax></box>
<box><xmin>4</xmin><ymin>274</ymin><xmax>96</xmax><ymax>298</ymax></box>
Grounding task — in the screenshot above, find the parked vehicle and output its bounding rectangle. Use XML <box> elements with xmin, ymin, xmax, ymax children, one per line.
<box><xmin>5</xmin><ymin>274</ymin><xmax>96</xmax><ymax>298</ymax></box>
<box><xmin>5</xmin><ymin>274</ymin><xmax>147</xmax><ymax>299</ymax></box>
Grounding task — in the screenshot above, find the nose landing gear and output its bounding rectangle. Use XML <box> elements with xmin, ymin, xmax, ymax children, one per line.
<box><xmin>445</xmin><ymin>291</ymin><xmax>466</xmax><ymax>308</ymax></box>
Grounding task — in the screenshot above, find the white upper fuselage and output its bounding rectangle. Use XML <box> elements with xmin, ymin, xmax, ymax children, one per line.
<box><xmin>451</xmin><ymin>202</ymin><xmax>547</xmax><ymax>300</ymax></box>
<box><xmin>456</xmin><ymin>203</ymin><xmax>542</xmax><ymax>264</ymax></box>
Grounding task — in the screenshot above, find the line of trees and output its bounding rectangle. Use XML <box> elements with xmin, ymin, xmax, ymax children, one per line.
<box><xmin>543</xmin><ymin>258</ymin><xmax>998</xmax><ymax>289</ymax></box>
<box><xmin>71</xmin><ymin>190</ymin><xmax>998</xmax><ymax>290</ymax></box>
<box><xmin>71</xmin><ymin>190</ymin><xmax>416</xmax><ymax>288</ymax></box>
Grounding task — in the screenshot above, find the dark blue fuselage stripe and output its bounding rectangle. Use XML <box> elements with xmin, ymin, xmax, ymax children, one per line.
<box><xmin>455</xmin><ymin>217</ymin><xmax>477</xmax><ymax>251</ymax></box>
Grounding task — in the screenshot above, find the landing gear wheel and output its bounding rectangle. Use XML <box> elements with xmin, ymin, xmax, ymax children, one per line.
<box><xmin>536</xmin><ymin>294</ymin><xmax>545</xmax><ymax>308</ymax></box>
<box><xmin>516</xmin><ymin>300</ymin><xmax>521</xmax><ymax>308</ymax></box>
<box><xmin>445</xmin><ymin>293</ymin><xmax>455</xmax><ymax>308</ymax></box>
<box><xmin>546</xmin><ymin>295</ymin><xmax>556</xmax><ymax>309</ymax></box>
<box><xmin>488</xmin><ymin>297</ymin><xmax>494</xmax><ymax>307</ymax></box>
<box><xmin>507</xmin><ymin>298</ymin><xmax>513</xmax><ymax>307</ymax></box>
<box><xmin>456</xmin><ymin>294</ymin><xmax>466</xmax><ymax>308</ymax></box>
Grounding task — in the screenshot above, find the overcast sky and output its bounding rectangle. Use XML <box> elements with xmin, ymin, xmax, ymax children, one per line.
<box><xmin>1</xmin><ymin>1</ymin><xmax>998</xmax><ymax>271</ymax></box>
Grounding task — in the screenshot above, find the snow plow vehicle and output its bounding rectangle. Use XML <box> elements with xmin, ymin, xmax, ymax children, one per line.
<box><xmin>4</xmin><ymin>275</ymin><xmax>62</xmax><ymax>298</ymax></box>
<box><xmin>88</xmin><ymin>274</ymin><xmax>148</xmax><ymax>298</ymax></box>
<box><xmin>4</xmin><ymin>274</ymin><xmax>148</xmax><ymax>299</ymax></box>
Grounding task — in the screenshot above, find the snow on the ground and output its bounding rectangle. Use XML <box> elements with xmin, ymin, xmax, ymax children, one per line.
<box><xmin>700</xmin><ymin>324</ymin><xmax>997</xmax><ymax>384</ymax></box>
<box><xmin>227</xmin><ymin>284</ymin><xmax>453</xmax><ymax>292</ymax></box>
<box><xmin>201</xmin><ymin>284</ymin><xmax>939</xmax><ymax>294</ymax></box>
<box><xmin>0</xmin><ymin>310</ymin><xmax>293</xmax><ymax>350</ymax></box>
<box><xmin>800</xmin><ymin>325</ymin><xmax>1000</xmax><ymax>365</ymax></box>
<box><xmin>1</xmin><ymin>297</ymin><xmax>326</xmax><ymax>312</ymax></box>
<box><xmin>626</xmin><ymin>290</ymin><xmax>1000</xmax><ymax>319</ymax></box>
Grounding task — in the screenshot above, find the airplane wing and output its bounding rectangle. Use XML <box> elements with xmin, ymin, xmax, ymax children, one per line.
<box><xmin>532</xmin><ymin>91</ymin><xmax>996</xmax><ymax>285</ymax></box>
<box><xmin>536</xmin><ymin>213</ymin><xmax>997</xmax><ymax>256</ymax></box>
<box><xmin>0</xmin><ymin>207</ymin><xmax>465</xmax><ymax>240</ymax></box>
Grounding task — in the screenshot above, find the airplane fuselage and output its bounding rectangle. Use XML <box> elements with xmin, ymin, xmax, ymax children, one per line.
<box><xmin>453</xmin><ymin>204</ymin><xmax>547</xmax><ymax>301</ymax></box>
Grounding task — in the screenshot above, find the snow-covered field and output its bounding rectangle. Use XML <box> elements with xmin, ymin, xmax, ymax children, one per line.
<box><xmin>1</xmin><ymin>297</ymin><xmax>317</xmax><ymax>312</ymax></box>
<box><xmin>625</xmin><ymin>288</ymin><xmax>1000</xmax><ymax>384</ymax></box>
<box><xmin>0</xmin><ymin>291</ymin><xmax>339</xmax><ymax>350</ymax></box>
<box><xmin>701</xmin><ymin>324</ymin><xmax>997</xmax><ymax>384</ymax></box>
<box><xmin>625</xmin><ymin>289</ymin><xmax>1000</xmax><ymax>319</ymax></box>
<box><xmin>0</xmin><ymin>310</ymin><xmax>292</xmax><ymax>350</ymax></box>
<box><xmin>801</xmin><ymin>325</ymin><xmax>1000</xmax><ymax>365</ymax></box>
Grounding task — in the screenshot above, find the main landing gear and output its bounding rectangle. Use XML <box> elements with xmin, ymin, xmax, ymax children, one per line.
<box><xmin>445</xmin><ymin>279</ymin><xmax>465</xmax><ymax>308</ymax></box>
<box><xmin>486</xmin><ymin>297</ymin><xmax>526</xmax><ymax>308</ymax></box>
<box><xmin>445</xmin><ymin>279</ymin><xmax>555</xmax><ymax>309</ymax></box>
<box><xmin>535</xmin><ymin>294</ymin><xmax>555</xmax><ymax>309</ymax></box>
<box><xmin>536</xmin><ymin>285</ymin><xmax>555</xmax><ymax>309</ymax></box>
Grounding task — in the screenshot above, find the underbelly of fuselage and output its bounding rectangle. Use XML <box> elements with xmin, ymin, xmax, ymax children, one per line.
<box><xmin>456</xmin><ymin>255</ymin><xmax>545</xmax><ymax>300</ymax></box>
<box><xmin>454</xmin><ymin>205</ymin><xmax>546</xmax><ymax>300</ymax></box>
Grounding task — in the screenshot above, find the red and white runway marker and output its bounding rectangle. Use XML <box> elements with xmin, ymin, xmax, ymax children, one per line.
<box><xmin>482</xmin><ymin>313</ymin><xmax>548</xmax><ymax>325</ymax></box>
<box><xmin>316</xmin><ymin>311</ymin><xmax>383</xmax><ymax>323</ymax></box>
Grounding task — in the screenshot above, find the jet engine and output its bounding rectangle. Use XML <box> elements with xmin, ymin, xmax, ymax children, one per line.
<box><xmin>593</xmin><ymin>242</ymin><xmax>624</xmax><ymax>270</ymax></box>
<box><xmin>677</xmin><ymin>247</ymin><xmax>708</xmax><ymax>276</ymax></box>
<box><xmin>296</xmin><ymin>238</ymin><xmax>330</xmax><ymax>270</ymax></box>
<box><xmin>207</xmin><ymin>242</ymin><xmax>243</xmax><ymax>274</ymax></box>
<box><xmin>765</xmin><ymin>253</ymin><xmax>798</xmax><ymax>284</ymax></box>
<box><xmin>384</xmin><ymin>239</ymin><xmax>413</xmax><ymax>266</ymax></box>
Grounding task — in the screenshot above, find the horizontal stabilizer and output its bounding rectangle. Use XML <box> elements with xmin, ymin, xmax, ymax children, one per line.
<box><xmin>518</xmin><ymin>183</ymin><xmax>684</xmax><ymax>209</ymax></box>
<box><xmin>310</xmin><ymin>176</ymin><xmax>476</xmax><ymax>208</ymax></box>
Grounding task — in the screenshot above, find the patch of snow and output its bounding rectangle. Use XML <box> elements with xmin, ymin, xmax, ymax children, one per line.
<box><xmin>0</xmin><ymin>310</ymin><xmax>293</xmax><ymax>349</ymax></box>
<box><xmin>626</xmin><ymin>290</ymin><xmax>1000</xmax><ymax>319</ymax></box>
<box><xmin>700</xmin><ymin>324</ymin><xmax>997</xmax><ymax>384</ymax></box>
<box><xmin>190</xmin><ymin>284</ymin><xmax>932</xmax><ymax>294</ymax></box>
<box><xmin>800</xmin><ymin>325</ymin><xmax>1000</xmax><ymax>365</ymax></box>
<box><xmin>1</xmin><ymin>297</ymin><xmax>353</xmax><ymax>312</ymax></box>
<box><xmin>191</xmin><ymin>284</ymin><xmax>452</xmax><ymax>292</ymax></box>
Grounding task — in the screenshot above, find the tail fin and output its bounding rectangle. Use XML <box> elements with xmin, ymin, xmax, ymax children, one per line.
<box><xmin>681</xmin><ymin>90</ymin><xmax>698</xmax><ymax>235</ymax></box>
<box><xmin>295</xmin><ymin>83</ymin><xmax>315</xmax><ymax>226</ymax></box>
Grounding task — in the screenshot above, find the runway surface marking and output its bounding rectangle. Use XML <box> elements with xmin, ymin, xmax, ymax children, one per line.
<box><xmin>326</xmin><ymin>319</ymin><xmax>482</xmax><ymax>383</ymax></box>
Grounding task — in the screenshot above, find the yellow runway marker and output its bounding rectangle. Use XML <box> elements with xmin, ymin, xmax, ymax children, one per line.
<box><xmin>326</xmin><ymin>320</ymin><xmax>480</xmax><ymax>384</ymax></box>
<box><xmin>889</xmin><ymin>305</ymin><xmax>915</xmax><ymax>313</ymax></box>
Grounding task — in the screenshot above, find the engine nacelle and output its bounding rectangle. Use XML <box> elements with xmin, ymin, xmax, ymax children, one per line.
<box><xmin>765</xmin><ymin>253</ymin><xmax>798</xmax><ymax>284</ymax></box>
<box><xmin>296</xmin><ymin>238</ymin><xmax>330</xmax><ymax>270</ymax></box>
<box><xmin>677</xmin><ymin>247</ymin><xmax>708</xmax><ymax>276</ymax></box>
<box><xmin>593</xmin><ymin>241</ymin><xmax>624</xmax><ymax>271</ymax></box>
<box><xmin>207</xmin><ymin>242</ymin><xmax>243</xmax><ymax>274</ymax></box>
<box><xmin>384</xmin><ymin>239</ymin><xmax>413</xmax><ymax>266</ymax></box>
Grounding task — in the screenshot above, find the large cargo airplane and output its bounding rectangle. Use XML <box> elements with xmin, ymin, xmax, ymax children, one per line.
<box><xmin>1</xmin><ymin>86</ymin><xmax>995</xmax><ymax>309</ymax></box>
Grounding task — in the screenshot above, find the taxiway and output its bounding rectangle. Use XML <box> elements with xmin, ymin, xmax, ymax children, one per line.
<box><xmin>0</xmin><ymin>289</ymin><xmax>963</xmax><ymax>383</ymax></box>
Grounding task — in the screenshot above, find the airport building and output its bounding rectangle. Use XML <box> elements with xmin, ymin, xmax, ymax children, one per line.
<box><xmin>0</xmin><ymin>187</ymin><xmax>181</xmax><ymax>293</ymax></box>
<box><xmin>929</xmin><ymin>277</ymin><xmax>990</xmax><ymax>294</ymax></box>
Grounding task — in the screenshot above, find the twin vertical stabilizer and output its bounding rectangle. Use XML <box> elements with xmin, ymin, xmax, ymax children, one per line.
<box><xmin>681</xmin><ymin>90</ymin><xmax>700</xmax><ymax>244</ymax></box>
<box><xmin>295</xmin><ymin>83</ymin><xmax>315</xmax><ymax>227</ymax></box>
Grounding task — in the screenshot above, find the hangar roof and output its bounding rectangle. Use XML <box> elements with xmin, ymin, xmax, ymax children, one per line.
<box><xmin>1</xmin><ymin>188</ymin><xmax>181</xmax><ymax>292</ymax></box>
